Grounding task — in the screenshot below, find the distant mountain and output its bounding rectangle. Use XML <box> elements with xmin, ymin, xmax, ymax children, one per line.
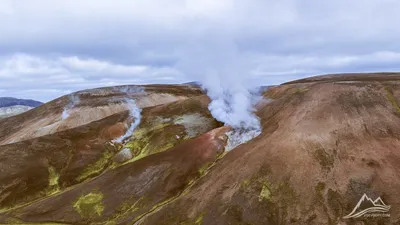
<box><xmin>0</xmin><ymin>97</ymin><xmax>42</xmax><ymax>108</ymax></box>
<box><xmin>0</xmin><ymin>97</ymin><xmax>43</xmax><ymax>119</ymax></box>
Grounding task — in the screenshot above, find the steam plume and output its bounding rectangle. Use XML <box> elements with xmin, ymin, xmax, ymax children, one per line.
<box><xmin>111</xmin><ymin>86</ymin><xmax>145</xmax><ymax>143</ymax></box>
<box><xmin>61</xmin><ymin>94</ymin><xmax>80</xmax><ymax>120</ymax></box>
<box><xmin>177</xmin><ymin>33</ymin><xmax>262</xmax><ymax>149</ymax></box>
<box><xmin>113</xmin><ymin>99</ymin><xmax>142</xmax><ymax>143</ymax></box>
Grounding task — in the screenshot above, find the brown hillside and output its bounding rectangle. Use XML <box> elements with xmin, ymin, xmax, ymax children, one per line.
<box><xmin>1</xmin><ymin>75</ymin><xmax>400</xmax><ymax>225</ymax></box>
<box><xmin>0</xmin><ymin>84</ymin><xmax>202</xmax><ymax>145</ymax></box>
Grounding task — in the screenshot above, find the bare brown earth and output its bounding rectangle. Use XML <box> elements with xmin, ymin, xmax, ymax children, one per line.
<box><xmin>0</xmin><ymin>84</ymin><xmax>202</xmax><ymax>145</ymax></box>
<box><xmin>1</xmin><ymin>75</ymin><xmax>400</xmax><ymax>225</ymax></box>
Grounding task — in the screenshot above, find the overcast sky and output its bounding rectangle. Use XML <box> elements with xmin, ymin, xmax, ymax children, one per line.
<box><xmin>1</xmin><ymin>0</ymin><xmax>400</xmax><ymax>102</ymax></box>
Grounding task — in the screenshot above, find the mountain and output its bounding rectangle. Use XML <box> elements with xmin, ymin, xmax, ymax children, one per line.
<box><xmin>0</xmin><ymin>97</ymin><xmax>43</xmax><ymax>119</ymax></box>
<box><xmin>0</xmin><ymin>97</ymin><xmax>43</xmax><ymax>108</ymax></box>
<box><xmin>0</xmin><ymin>75</ymin><xmax>400</xmax><ymax>224</ymax></box>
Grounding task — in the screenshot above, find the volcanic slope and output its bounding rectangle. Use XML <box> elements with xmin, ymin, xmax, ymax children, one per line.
<box><xmin>1</xmin><ymin>74</ymin><xmax>400</xmax><ymax>225</ymax></box>
<box><xmin>0</xmin><ymin>84</ymin><xmax>202</xmax><ymax>145</ymax></box>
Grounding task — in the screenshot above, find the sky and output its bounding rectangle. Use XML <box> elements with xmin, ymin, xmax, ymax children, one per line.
<box><xmin>1</xmin><ymin>0</ymin><xmax>400</xmax><ymax>102</ymax></box>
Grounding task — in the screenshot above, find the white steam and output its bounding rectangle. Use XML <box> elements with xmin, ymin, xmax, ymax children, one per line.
<box><xmin>113</xmin><ymin>99</ymin><xmax>142</xmax><ymax>143</ymax></box>
<box><xmin>61</xmin><ymin>94</ymin><xmax>80</xmax><ymax>120</ymax></box>
<box><xmin>205</xmin><ymin>80</ymin><xmax>261</xmax><ymax>130</ymax></box>
<box><xmin>111</xmin><ymin>86</ymin><xmax>145</xmax><ymax>143</ymax></box>
<box><xmin>177</xmin><ymin>33</ymin><xmax>262</xmax><ymax>149</ymax></box>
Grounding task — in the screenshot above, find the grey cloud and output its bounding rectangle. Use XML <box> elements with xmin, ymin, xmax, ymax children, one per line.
<box><xmin>1</xmin><ymin>0</ymin><xmax>400</xmax><ymax>101</ymax></box>
<box><xmin>0</xmin><ymin>54</ymin><xmax>186</xmax><ymax>101</ymax></box>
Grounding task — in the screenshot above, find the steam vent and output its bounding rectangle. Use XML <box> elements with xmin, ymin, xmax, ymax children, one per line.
<box><xmin>1</xmin><ymin>73</ymin><xmax>400</xmax><ymax>224</ymax></box>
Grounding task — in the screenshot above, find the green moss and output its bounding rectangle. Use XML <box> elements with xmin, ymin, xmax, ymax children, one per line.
<box><xmin>117</xmin><ymin>114</ymin><xmax>218</xmax><ymax>167</ymax></box>
<box><xmin>77</xmin><ymin>151</ymin><xmax>114</xmax><ymax>182</ymax></box>
<box><xmin>217</xmin><ymin>152</ymin><xmax>227</xmax><ymax>160</ymax></box>
<box><xmin>150</xmin><ymin>196</ymin><xmax>176</xmax><ymax>211</ymax></box>
<box><xmin>134</xmin><ymin>142</ymin><xmax>174</xmax><ymax>162</ymax></box>
<box><xmin>10</xmin><ymin>166</ymin><xmax>62</xmax><ymax>209</ymax></box>
<box><xmin>1</xmin><ymin>165</ymin><xmax>63</xmax><ymax>213</ymax></box>
<box><xmin>44</xmin><ymin>166</ymin><xmax>61</xmax><ymax>195</ymax></box>
<box><xmin>123</xmin><ymin>125</ymin><xmax>183</xmax><ymax>164</ymax></box>
<box><xmin>49</xmin><ymin>167</ymin><xmax>60</xmax><ymax>188</ymax></box>
<box><xmin>198</xmin><ymin>162</ymin><xmax>213</xmax><ymax>177</ymax></box>
<box><xmin>292</xmin><ymin>87</ymin><xmax>309</xmax><ymax>94</ymax></box>
<box><xmin>103</xmin><ymin>197</ymin><xmax>146</xmax><ymax>224</ymax></box>
<box><xmin>239</xmin><ymin>166</ymin><xmax>275</xmax><ymax>202</ymax></box>
<box><xmin>124</xmin><ymin>130</ymin><xmax>150</xmax><ymax>156</ymax></box>
<box><xmin>119</xmin><ymin>202</ymin><xmax>137</xmax><ymax>213</ymax></box>
<box><xmin>131</xmin><ymin>196</ymin><xmax>178</xmax><ymax>224</ymax></box>
<box><xmin>266</xmin><ymin>179</ymin><xmax>297</xmax><ymax>222</ymax></box>
<box><xmin>73</xmin><ymin>190</ymin><xmax>105</xmax><ymax>219</ymax></box>
<box><xmin>239</xmin><ymin>168</ymin><xmax>298</xmax><ymax>223</ymax></box>
<box><xmin>48</xmin><ymin>166</ymin><xmax>59</xmax><ymax>186</ymax></box>
<box><xmin>242</xmin><ymin>179</ymin><xmax>250</xmax><ymax>188</ymax></box>
<box><xmin>385</xmin><ymin>87</ymin><xmax>400</xmax><ymax>112</ymax></box>
<box><xmin>127</xmin><ymin>127</ymin><xmax>148</xmax><ymax>140</ymax></box>
<box><xmin>195</xmin><ymin>213</ymin><xmax>205</xmax><ymax>225</ymax></box>
<box><xmin>259</xmin><ymin>182</ymin><xmax>272</xmax><ymax>202</ymax></box>
<box><xmin>239</xmin><ymin>172</ymin><xmax>274</xmax><ymax>203</ymax></box>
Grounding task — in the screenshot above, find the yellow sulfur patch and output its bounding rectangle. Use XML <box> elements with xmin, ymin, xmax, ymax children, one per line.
<box><xmin>73</xmin><ymin>191</ymin><xmax>105</xmax><ymax>219</ymax></box>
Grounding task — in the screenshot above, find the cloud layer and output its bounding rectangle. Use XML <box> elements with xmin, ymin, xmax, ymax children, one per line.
<box><xmin>0</xmin><ymin>54</ymin><xmax>183</xmax><ymax>101</ymax></box>
<box><xmin>1</xmin><ymin>0</ymin><xmax>400</xmax><ymax>101</ymax></box>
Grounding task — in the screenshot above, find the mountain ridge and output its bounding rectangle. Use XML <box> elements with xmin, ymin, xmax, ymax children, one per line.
<box><xmin>0</xmin><ymin>97</ymin><xmax>43</xmax><ymax>108</ymax></box>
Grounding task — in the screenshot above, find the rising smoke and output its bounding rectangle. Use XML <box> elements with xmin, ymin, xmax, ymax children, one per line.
<box><xmin>177</xmin><ymin>33</ymin><xmax>262</xmax><ymax>150</ymax></box>
<box><xmin>112</xmin><ymin>86</ymin><xmax>145</xmax><ymax>143</ymax></box>
<box><xmin>61</xmin><ymin>94</ymin><xmax>80</xmax><ymax>120</ymax></box>
<box><xmin>114</xmin><ymin>99</ymin><xmax>142</xmax><ymax>143</ymax></box>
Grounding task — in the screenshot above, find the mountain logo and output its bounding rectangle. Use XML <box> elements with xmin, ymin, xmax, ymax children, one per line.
<box><xmin>343</xmin><ymin>193</ymin><xmax>391</xmax><ymax>219</ymax></box>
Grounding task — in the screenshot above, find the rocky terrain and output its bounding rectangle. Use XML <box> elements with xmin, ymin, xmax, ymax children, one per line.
<box><xmin>0</xmin><ymin>74</ymin><xmax>400</xmax><ymax>224</ymax></box>
<box><xmin>0</xmin><ymin>97</ymin><xmax>42</xmax><ymax>119</ymax></box>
